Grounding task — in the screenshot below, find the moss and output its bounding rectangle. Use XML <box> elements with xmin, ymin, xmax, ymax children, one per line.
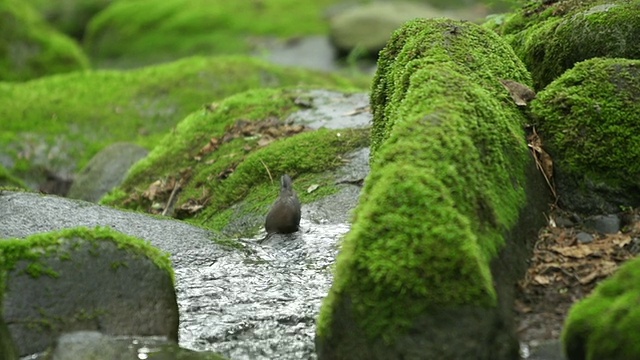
<box><xmin>102</xmin><ymin>87</ymin><xmax>369</xmax><ymax>234</ymax></box>
<box><xmin>530</xmin><ymin>58</ymin><xmax>640</xmax><ymax>188</ymax></box>
<box><xmin>494</xmin><ymin>0</ymin><xmax>640</xmax><ymax>89</ymax></box>
<box><xmin>370</xmin><ymin>17</ymin><xmax>532</xmax><ymax>155</ymax></box>
<box><xmin>563</xmin><ymin>257</ymin><xmax>640</xmax><ymax>359</ymax></box>
<box><xmin>0</xmin><ymin>0</ymin><xmax>89</xmax><ymax>81</ymax></box>
<box><xmin>318</xmin><ymin>18</ymin><xmax>531</xmax><ymax>343</ymax></box>
<box><xmin>84</xmin><ymin>0</ymin><xmax>347</xmax><ymax>66</ymax></box>
<box><xmin>24</xmin><ymin>0</ymin><xmax>112</xmax><ymax>39</ymax></box>
<box><xmin>0</xmin><ymin>55</ymin><xmax>363</xmax><ymax>182</ymax></box>
<box><xmin>0</xmin><ymin>164</ymin><xmax>26</xmax><ymax>189</ymax></box>
<box><xmin>0</xmin><ymin>226</ymin><xmax>174</xmax><ymax>302</ymax></box>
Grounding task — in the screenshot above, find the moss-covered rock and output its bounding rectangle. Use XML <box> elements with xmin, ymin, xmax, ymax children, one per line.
<box><xmin>530</xmin><ymin>57</ymin><xmax>640</xmax><ymax>214</ymax></box>
<box><xmin>316</xmin><ymin>18</ymin><xmax>548</xmax><ymax>359</ymax></box>
<box><xmin>562</xmin><ymin>256</ymin><xmax>640</xmax><ymax>360</ymax></box>
<box><xmin>491</xmin><ymin>0</ymin><xmax>640</xmax><ymax>90</ymax></box>
<box><xmin>102</xmin><ymin>87</ymin><xmax>370</xmax><ymax>234</ymax></box>
<box><xmin>0</xmin><ymin>0</ymin><xmax>90</xmax><ymax>81</ymax></box>
<box><xmin>0</xmin><ymin>226</ymin><xmax>177</xmax><ymax>356</ymax></box>
<box><xmin>0</xmin><ymin>55</ymin><xmax>363</xmax><ymax>190</ymax></box>
<box><xmin>84</xmin><ymin>0</ymin><xmax>346</xmax><ymax>67</ymax></box>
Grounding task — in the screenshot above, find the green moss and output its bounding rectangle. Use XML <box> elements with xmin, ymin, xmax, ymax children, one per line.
<box><xmin>84</xmin><ymin>0</ymin><xmax>347</xmax><ymax>66</ymax></box>
<box><xmin>0</xmin><ymin>164</ymin><xmax>26</xmax><ymax>189</ymax></box>
<box><xmin>531</xmin><ymin>58</ymin><xmax>640</xmax><ymax>187</ymax></box>
<box><xmin>370</xmin><ymin>17</ymin><xmax>532</xmax><ymax>155</ymax></box>
<box><xmin>0</xmin><ymin>226</ymin><xmax>174</xmax><ymax>301</ymax></box>
<box><xmin>102</xmin><ymin>87</ymin><xmax>369</xmax><ymax>233</ymax></box>
<box><xmin>495</xmin><ymin>0</ymin><xmax>640</xmax><ymax>89</ymax></box>
<box><xmin>0</xmin><ymin>56</ymin><xmax>363</xmax><ymax>181</ymax></box>
<box><xmin>563</xmin><ymin>257</ymin><xmax>640</xmax><ymax>359</ymax></box>
<box><xmin>0</xmin><ymin>0</ymin><xmax>89</xmax><ymax>81</ymax></box>
<box><xmin>318</xmin><ymin>18</ymin><xmax>531</xmax><ymax>343</ymax></box>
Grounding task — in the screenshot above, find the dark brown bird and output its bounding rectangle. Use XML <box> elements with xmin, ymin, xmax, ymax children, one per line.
<box><xmin>265</xmin><ymin>174</ymin><xmax>301</xmax><ymax>234</ymax></box>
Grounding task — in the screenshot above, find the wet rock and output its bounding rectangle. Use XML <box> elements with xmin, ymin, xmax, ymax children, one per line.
<box><xmin>575</xmin><ymin>232</ymin><xmax>594</xmax><ymax>244</ymax></box>
<box><xmin>0</xmin><ymin>227</ymin><xmax>177</xmax><ymax>356</ymax></box>
<box><xmin>67</xmin><ymin>143</ymin><xmax>148</xmax><ymax>202</ymax></box>
<box><xmin>583</xmin><ymin>214</ymin><xmax>620</xmax><ymax>234</ymax></box>
<box><xmin>553</xmin><ymin>215</ymin><xmax>575</xmax><ymax>228</ymax></box>
<box><xmin>47</xmin><ymin>331</ymin><xmax>226</xmax><ymax>360</ymax></box>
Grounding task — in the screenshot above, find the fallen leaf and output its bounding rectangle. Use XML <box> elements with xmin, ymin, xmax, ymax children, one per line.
<box><xmin>500</xmin><ymin>79</ymin><xmax>536</xmax><ymax>106</ymax></box>
<box><xmin>307</xmin><ymin>184</ymin><xmax>320</xmax><ymax>193</ymax></box>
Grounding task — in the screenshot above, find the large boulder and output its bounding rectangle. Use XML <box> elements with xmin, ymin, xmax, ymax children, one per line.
<box><xmin>0</xmin><ymin>226</ymin><xmax>177</xmax><ymax>356</ymax></box>
<box><xmin>530</xmin><ymin>57</ymin><xmax>640</xmax><ymax>214</ymax></box>
<box><xmin>562</xmin><ymin>256</ymin><xmax>640</xmax><ymax>360</ymax></box>
<box><xmin>490</xmin><ymin>0</ymin><xmax>640</xmax><ymax>90</ymax></box>
<box><xmin>316</xmin><ymin>18</ymin><xmax>550</xmax><ymax>359</ymax></box>
<box><xmin>0</xmin><ymin>0</ymin><xmax>89</xmax><ymax>81</ymax></box>
<box><xmin>101</xmin><ymin>87</ymin><xmax>371</xmax><ymax>234</ymax></box>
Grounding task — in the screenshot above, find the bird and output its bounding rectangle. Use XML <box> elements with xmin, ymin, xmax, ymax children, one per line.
<box><xmin>264</xmin><ymin>174</ymin><xmax>301</xmax><ymax>234</ymax></box>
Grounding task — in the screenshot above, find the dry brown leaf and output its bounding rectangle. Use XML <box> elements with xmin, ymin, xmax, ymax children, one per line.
<box><xmin>500</xmin><ymin>79</ymin><xmax>537</xmax><ymax>106</ymax></box>
<box><xmin>550</xmin><ymin>245</ymin><xmax>595</xmax><ymax>258</ymax></box>
<box><xmin>534</xmin><ymin>275</ymin><xmax>551</xmax><ymax>285</ymax></box>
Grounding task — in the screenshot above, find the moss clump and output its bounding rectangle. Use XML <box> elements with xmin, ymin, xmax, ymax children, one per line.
<box><xmin>24</xmin><ymin>0</ymin><xmax>112</xmax><ymax>39</ymax></box>
<box><xmin>0</xmin><ymin>0</ymin><xmax>89</xmax><ymax>81</ymax></box>
<box><xmin>0</xmin><ymin>164</ymin><xmax>26</xmax><ymax>189</ymax></box>
<box><xmin>563</xmin><ymin>257</ymin><xmax>640</xmax><ymax>360</ymax></box>
<box><xmin>0</xmin><ymin>226</ymin><xmax>174</xmax><ymax>302</ymax></box>
<box><xmin>370</xmin><ymin>17</ymin><xmax>531</xmax><ymax>155</ymax></box>
<box><xmin>0</xmin><ymin>55</ymin><xmax>363</xmax><ymax>182</ymax></box>
<box><xmin>84</xmin><ymin>0</ymin><xmax>346</xmax><ymax>66</ymax></box>
<box><xmin>318</xmin><ymin>18</ymin><xmax>531</xmax><ymax>344</ymax></box>
<box><xmin>102</xmin><ymin>87</ymin><xmax>369</xmax><ymax>234</ymax></box>
<box><xmin>530</xmin><ymin>58</ymin><xmax>640</xmax><ymax>211</ymax></box>
<box><xmin>493</xmin><ymin>0</ymin><xmax>640</xmax><ymax>89</ymax></box>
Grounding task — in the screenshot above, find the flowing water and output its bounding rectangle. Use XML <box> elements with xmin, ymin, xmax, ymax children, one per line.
<box><xmin>176</xmin><ymin>220</ymin><xmax>350</xmax><ymax>360</ymax></box>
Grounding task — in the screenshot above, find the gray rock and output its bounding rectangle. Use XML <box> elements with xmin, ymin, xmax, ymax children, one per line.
<box><xmin>576</xmin><ymin>231</ymin><xmax>594</xmax><ymax>244</ymax></box>
<box><xmin>67</xmin><ymin>142</ymin><xmax>148</xmax><ymax>202</ymax></box>
<box><xmin>1</xmin><ymin>228</ymin><xmax>177</xmax><ymax>356</ymax></box>
<box><xmin>584</xmin><ymin>214</ymin><xmax>621</xmax><ymax>234</ymax></box>
<box><xmin>48</xmin><ymin>331</ymin><xmax>226</xmax><ymax>360</ymax></box>
<box><xmin>328</xmin><ymin>2</ymin><xmax>447</xmax><ymax>55</ymax></box>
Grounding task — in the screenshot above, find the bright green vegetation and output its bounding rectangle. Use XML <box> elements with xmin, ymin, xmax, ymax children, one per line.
<box><xmin>530</xmin><ymin>58</ymin><xmax>640</xmax><ymax>188</ymax></box>
<box><xmin>0</xmin><ymin>226</ymin><xmax>174</xmax><ymax>303</ymax></box>
<box><xmin>490</xmin><ymin>0</ymin><xmax>640</xmax><ymax>89</ymax></box>
<box><xmin>0</xmin><ymin>0</ymin><xmax>90</xmax><ymax>81</ymax></box>
<box><xmin>0</xmin><ymin>55</ymin><xmax>364</xmax><ymax>181</ymax></box>
<box><xmin>84</xmin><ymin>0</ymin><xmax>347</xmax><ymax>66</ymax></box>
<box><xmin>318</xmin><ymin>18</ymin><xmax>532</xmax><ymax>343</ymax></box>
<box><xmin>563</xmin><ymin>256</ymin><xmax>640</xmax><ymax>359</ymax></box>
<box><xmin>102</xmin><ymin>87</ymin><xmax>370</xmax><ymax>233</ymax></box>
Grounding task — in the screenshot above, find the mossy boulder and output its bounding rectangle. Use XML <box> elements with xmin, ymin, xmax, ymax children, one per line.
<box><xmin>84</xmin><ymin>0</ymin><xmax>345</xmax><ymax>67</ymax></box>
<box><xmin>530</xmin><ymin>57</ymin><xmax>640</xmax><ymax>214</ymax></box>
<box><xmin>562</xmin><ymin>256</ymin><xmax>640</xmax><ymax>360</ymax></box>
<box><xmin>0</xmin><ymin>55</ymin><xmax>363</xmax><ymax>191</ymax></box>
<box><xmin>102</xmin><ymin>87</ymin><xmax>370</xmax><ymax>235</ymax></box>
<box><xmin>316</xmin><ymin>18</ymin><xmax>549</xmax><ymax>359</ymax></box>
<box><xmin>0</xmin><ymin>0</ymin><xmax>90</xmax><ymax>81</ymax></box>
<box><xmin>492</xmin><ymin>0</ymin><xmax>640</xmax><ymax>90</ymax></box>
<box><xmin>0</xmin><ymin>226</ymin><xmax>177</xmax><ymax>356</ymax></box>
